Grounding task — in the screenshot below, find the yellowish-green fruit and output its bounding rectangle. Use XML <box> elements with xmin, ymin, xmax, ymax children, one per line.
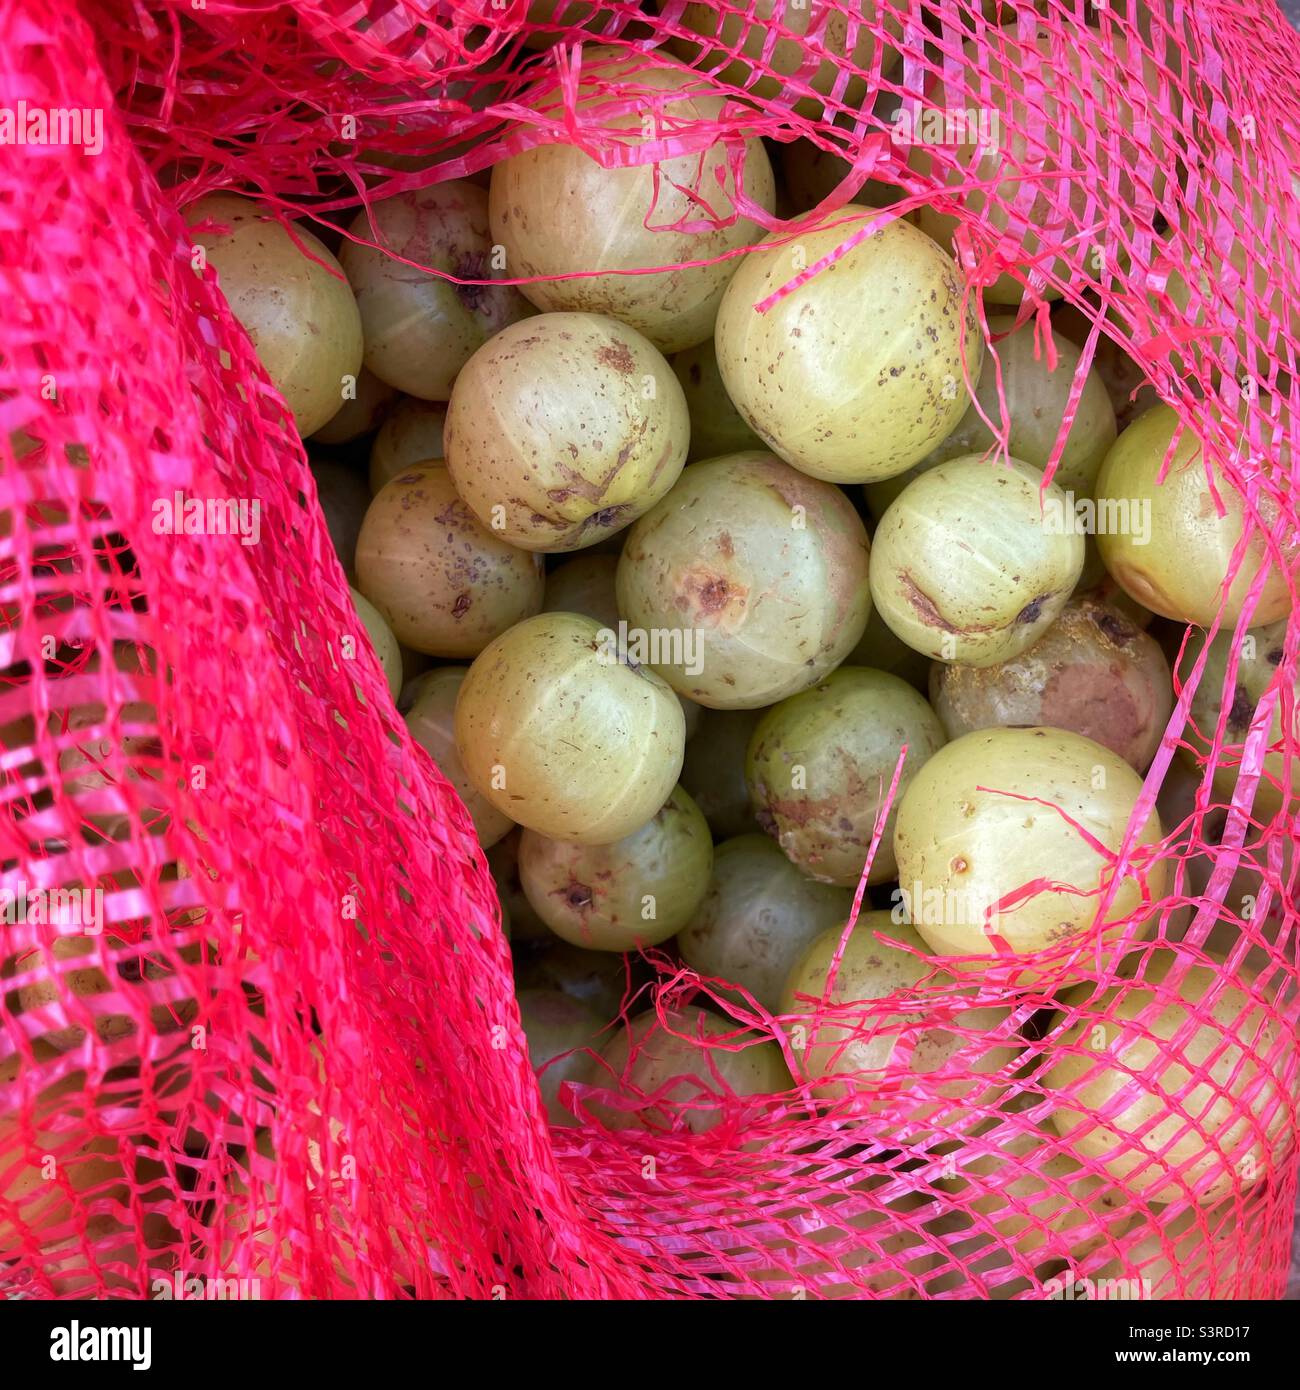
<box><xmin>929</xmin><ymin>599</ymin><xmax>1173</xmax><ymax>773</ymax></box>
<box><xmin>893</xmin><ymin>727</ymin><xmax>1167</xmax><ymax>981</ymax></box>
<box><xmin>780</xmin><ymin>915</ymin><xmax>1019</xmax><ymax>1115</ymax></box>
<box><xmin>542</xmin><ymin>553</ymin><xmax>621</xmax><ymax>629</ymax></box>
<box><xmin>1091</xmin><ymin>1202</ymin><xmax>1253</xmax><ymax>1299</ymax></box>
<box><xmin>340</xmin><ymin>182</ymin><xmax>533</xmax><ymax>400</ymax></box>
<box><xmin>1177</xmin><ymin>619</ymin><xmax>1297</xmax><ymax>818</ymax></box>
<box><xmin>590</xmin><ymin>1005</ymin><xmax>789</xmax><ymax>1133</ymax></box>
<box><xmin>668</xmin><ymin>1</ymin><xmax>902</xmax><ymax>119</ymax></box>
<box><xmin>444</xmin><ymin>312</ymin><xmax>689</xmax><ymax>552</ymax></box>
<box><xmin>679</xmin><ymin>707</ymin><xmax>764</xmax><ymax>839</ymax></box>
<box><xmin>489</xmin><ymin>48</ymin><xmax>776</xmax><ymax>353</ymax></box>
<box><xmin>911</xmin><ymin>24</ymin><xmax>1170</xmax><ymax>304</ymax></box>
<box><xmin>516</xmin><ymin>988</ymin><xmax>604</xmax><ymax>1126</ymax></box>
<box><xmin>936</xmin><ymin>1124</ymin><xmax>1127</xmax><ymax>1296</ymax></box>
<box><xmin>518</xmin><ymin>786</ymin><xmax>713</xmax><ymax>951</ymax></box>
<box><xmin>715</xmin><ymin>210</ymin><xmax>979</xmax><ymax>484</ymax></box>
<box><xmin>677</xmin><ymin>834</ymin><xmax>856</xmax><ymax>1012</ymax></box>
<box><xmin>185</xmin><ymin>194</ymin><xmax>363</xmax><ymax>437</ymax></box>
<box><xmin>1094</xmin><ymin>404</ymin><xmax>1293</xmax><ymax>628</ymax></box>
<box><xmin>669</xmin><ymin>339</ymin><xmax>763</xmax><ymax>463</ymax></box>
<box><xmin>348</xmin><ymin>587</ymin><xmax>402</xmax><ymax>700</ymax></box>
<box><xmin>869</xmin><ymin>455</ymin><xmax>1086</xmax><ymax>667</ymax></box>
<box><xmin>846</xmin><ymin>606</ymin><xmax>931</xmax><ymax>690</ymax></box>
<box><xmin>402</xmin><ymin>667</ymin><xmax>513</xmax><ymax>848</ymax></box>
<box><xmin>311</xmin><ymin>368</ymin><xmax>397</xmax><ymax>444</ymax></box>
<box><xmin>368</xmin><ymin>398</ymin><xmax>446</xmax><ymax>494</ymax></box>
<box><xmin>1044</xmin><ymin>952</ymin><xmax>1291</xmax><ymax>1204</ymax></box>
<box><xmin>746</xmin><ymin>668</ymin><xmax>947</xmax><ymax>886</ymax></box>
<box><xmin>455</xmin><ymin>612</ymin><xmax>685</xmax><ymax>843</ymax></box>
<box><xmin>616</xmin><ymin>451</ymin><xmax>872</xmax><ymax>707</ymax></box>
<box><xmin>355</xmin><ymin>462</ymin><xmax>544</xmax><ymax>657</ymax></box>
<box><xmin>863</xmin><ymin>315</ymin><xmax>1117</xmax><ymax>518</ymax></box>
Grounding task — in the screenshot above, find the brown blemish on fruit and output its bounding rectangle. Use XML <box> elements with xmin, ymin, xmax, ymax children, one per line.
<box><xmin>560</xmin><ymin>881</ymin><xmax>594</xmax><ymax>912</ymax></box>
<box><xmin>900</xmin><ymin>572</ymin><xmax>956</xmax><ymax>633</ymax></box>
<box><xmin>452</xmin><ymin>592</ymin><xmax>472</xmax><ymax>618</ymax></box>
<box><xmin>950</xmin><ymin>856</ymin><xmax>968</xmax><ymax>873</ymax></box>
<box><xmin>598</xmin><ymin>342</ymin><xmax>636</xmax><ymax>375</ymax></box>
<box><xmin>1016</xmin><ymin>594</ymin><xmax>1049</xmax><ymax>625</ymax></box>
<box><xmin>1227</xmin><ymin>684</ymin><xmax>1254</xmax><ymax>732</ymax></box>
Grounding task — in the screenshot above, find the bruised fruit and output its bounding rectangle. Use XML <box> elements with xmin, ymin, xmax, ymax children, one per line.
<box><xmin>339</xmin><ymin>182</ymin><xmax>532</xmax><ymax>400</ymax></box>
<box><xmin>445</xmin><ymin>312</ymin><xmax>689</xmax><ymax>552</ymax></box>
<box><xmin>516</xmin><ymin>988</ymin><xmax>604</xmax><ymax>1125</ymax></box>
<box><xmin>403</xmin><ymin>667</ymin><xmax>514</xmax><ymax>848</ymax></box>
<box><xmin>929</xmin><ymin>599</ymin><xmax>1173</xmax><ymax>772</ymax></box>
<box><xmin>185</xmin><ymin>193</ymin><xmax>363</xmax><ymax>437</ymax></box>
<box><xmin>1094</xmin><ymin>404</ymin><xmax>1293</xmax><ymax>628</ymax></box>
<box><xmin>893</xmin><ymin>727</ymin><xmax>1168</xmax><ymax>981</ymax></box>
<box><xmin>488</xmin><ymin>48</ymin><xmax>776</xmax><ymax>353</ymax></box>
<box><xmin>354</xmin><ymin>462</ymin><xmax>544</xmax><ymax>657</ymax></box>
<box><xmin>616</xmin><ymin>451</ymin><xmax>872</xmax><ymax>707</ymax></box>
<box><xmin>869</xmin><ymin>455</ymin><xmax>1085</xmax><ymax>667</ymax></box>
<box><xmin>518</xmin><ymin>785</ymin><xmax>712</xmax><ymax>951</ymax></box>
<box><xmin>746</xmin><ymin>668</ymin><xmax>947</xmax><ymax>886</ymax></box>
<box><xmin>716</xmin><ymin>211</ymin><xmax>979</xmax><ymax>485</ymax></box>
<box><xmin>454</xmin><ymin>612</ymin><xmax>685</xmax><ymax>843</ymax></box>
<box><xmin>677</xmin><ymin>834</ymin><xmax>856</xmax><ymax>1011</ymax></box>
<box><xmin>589</xmin><ymin>1005</ymin><xmax>789</xmax><ymax>1132</ymax></box>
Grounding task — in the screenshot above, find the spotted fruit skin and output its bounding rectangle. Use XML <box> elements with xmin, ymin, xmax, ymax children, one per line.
<box><xmin>746</xmin><ymin>667</ymin><xmax>947</xmax><ymax>887</ymax></box>
<box><xmin>454</xmin><ymin>612</ymin><xmax>686</xmax><ymax>844</ymax></box>
<box><xmin>616</xmin><ymin>451</ymin><xmax>872</xmax><ymax>708</ymax></box>
<box><xmin>869</xmin><ymin>454</ymin><xmax>1085</xmax><ymax>668</ymax></box>
<box><xmin>893</xmin><ymin>726</ymin><xmax>1167</xmax><ymax>982</ymax></box>
<box><xmin>518</xmin><ymin>785</ymin><xmax>712</xmax><ymax>951</ymax></box>
<box><xmin>445</xmin><ymin>312</ymin><xmax>689</xmax><ymax>553</ymax></box>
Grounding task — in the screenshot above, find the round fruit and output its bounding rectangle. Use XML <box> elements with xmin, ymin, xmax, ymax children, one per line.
<box><xmin>747</xmin><ymin>668</ymin><xmax>947</xmax><ymax>886</ymax></box>
<box><xmin>1094</xmin><ymin>404</ymin><xmax>1293</xmax><ymax>628</ymax></box>
<box><xmin>340</xmin><ymin>182</ymin><xmax>532</xmax><ymax>400</ymax></box>
<box><xmin>893</xmin><ymin>727</ymin><xmax>1168</xmax><ymax>980</ymax></box>
<box><xmin>516</xmin><ymin>988</ymin><xmax>604</xmax><ymax>1126</ymax></box>
<box><xmin>518</xmin><ymin>785</ymin><xmax>712</xmax><ymax>951</ymax></box>
<box><xmin>445</xmin><ymin>312</ymin><xmax>689</xmax><ymax>552</ymax></box>
<box><xmin>589</xmin><ymin>1005</ymin><xmax>788</xmax><ymax>1132</ymax></box>
<box><xmin>677</xmin><ymin>834</ymin><xmax>856</xmax><ymax>1011</ymax></box>
<box><xmin>454</xmin><ymin>612</ymin><xmax>685</xmax><ymax>843</ymax></box>
<box><xmin>185</xmin><ymin>193</ymin><xmax>363</xmax><ymax>437</ymax></box>
<box><xmin>780</xmin><ymin>914</ymin><xmax>1019</xmax><ymax>1112</ymax></box>
<box><xmin>679</xmin><ymin>707</ymin><xmax>764</xmax><ymax>839</ymax></box>
<box><xmin>348</xmin><ymin>587</ymin><xmax>402</xmax><ymax>700</ymax></box>
<box><xmin>488</xmin><ymin>48</ymin><xmax>776</xmax><ymax>353</ymax></box>
<box><xmin>1091</xmin><ymin>1202</ymin><xmax>1252</xmax><ymax>1299</ymax></box>
<box><xmin>910</xmin><ymin>24</ymin><xmax>1169</xmax><ymax>304</ymax></box>
<box><xmin>616</xmin><ymin>451</ymin><xmax>872</xmax><ymax>707</ymax></box>
<box><xmin>354</xmin><ymin>462</ymin><xmax>544</xmax><ymax>657</ymax></box>
<box><xmin>311</xmin><ymin>368</ymin><xmax>397</xmax><ymax>444</ymax></box>
<box><xmin>310</xmin><ymin>459</ymin><xmax>371</xmax><ymax>576</ymax></box>
<box><xmin>1178</xmin><ymin>619</ymin><xmax>1297</xmax><ymax>817</ymax></box>
<box><xmin>715</xmin><ymin>210</ymin><xmax>979</xmax><ymax>484</ymax></box>
<box><xmin>870</xmin><ymin>455</ymin><xmax>1086</xmax><ymax>667</ymax></box>
<box><xmin>542</xmin><ymin>553</ymin><xmax>621</xmax><ymax>630</ymax></box>
<box><xmin>862</xmin><ymin>314</ymin><xmax>1117</xmax><ymax>518</ymax></box>
<box><xmin>929</xmin><ymin>599</ymin><xmax>1173</xmax><ymax>772</ymax></box>
<box><xmin>669</xmin><ymin>339</ymin><xmax>762</xmax><ymax>463</ymax></box>
<box><xmin>369</xmin><ymin>398</ymin><xmax>446</xmax><ymax>494</ymax></box>
<box><xmin>402</xmin><ymin>667</ymin><xmax>513</xmax><ymax>848</ymax></box>
<box><xmin>668</xmin><ymin>2</ymin><xmax>901</xmax><ymax>118</ymax></box>
<box><xmin>1044</xmin><ymin>951</ymin><xmax>1291</xmax><ymax>1204</ymax></box>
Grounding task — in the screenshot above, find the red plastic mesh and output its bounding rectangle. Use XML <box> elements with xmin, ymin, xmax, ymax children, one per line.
<box><xmin>0</xmin><ymin>0</ymin><xmax>1296</xmax><ymax>1300</ymax></box>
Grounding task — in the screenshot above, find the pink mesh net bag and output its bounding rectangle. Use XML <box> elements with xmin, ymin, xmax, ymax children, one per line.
<box><xmin>0</xmin><ymin>0</ymin><xmax>1296</xmax><ymax>1300</ymax></box>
